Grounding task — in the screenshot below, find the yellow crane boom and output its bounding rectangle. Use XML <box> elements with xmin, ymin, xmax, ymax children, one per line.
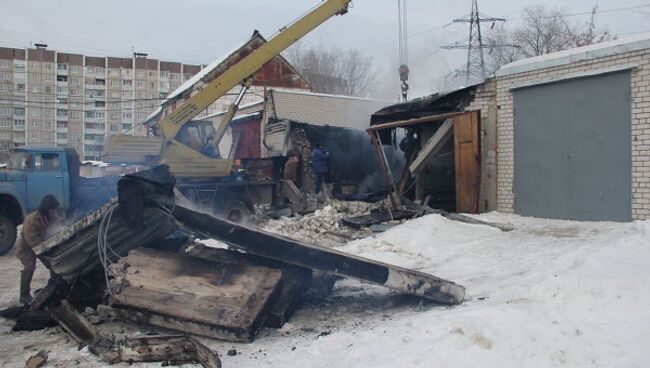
<box><xmin>106</xmin><ymin>0</ymin><xmax>351</xmax><ymax>177</ymax></box>
<box><xmin>161</xmin><ymin>0</ymin><xmax>351</xmax><ymax>139</ymax></box>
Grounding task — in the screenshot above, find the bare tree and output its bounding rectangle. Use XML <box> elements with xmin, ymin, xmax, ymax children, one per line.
<box><xmin>485</xmin><ymin>24</ymin><xmax>520</xmax><ymax>72</ymax></box>
<box><xmin>568</xmin><ymin>6</ymin><xmax>611</xmax><ymax>47</ymax></box>
<box><xmin>285</xmin><ymin>43</ymin><xmax>375</xmax><ymax>97</ymax></box>
<box><xmin>485</xmin><ymin>5</ymin><xmax>611</xmax><ymax>71</ymax></box>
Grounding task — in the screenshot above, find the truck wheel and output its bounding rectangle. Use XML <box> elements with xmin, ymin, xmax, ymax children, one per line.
<box><xmin>0</xmin><ymin>215</ymin><xmax>17</xmax><ymax>256</ymax></box>
<box><xmin>225</xmin><ymin>201</ymin><xmax>252</xmax><ymax>224</ymax></box>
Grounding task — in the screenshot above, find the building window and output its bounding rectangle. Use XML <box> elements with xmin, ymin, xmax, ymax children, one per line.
<box><xmin>57</xmin><ymin>63</ymin><xmax>68</xmax><ymax>70</ymax></box>
<box><xmin>32</xmin><ymin>121</ymin><xmax>38</xmax><ymax>128</ymax></box>
<box><xmin>85</xmin><ymin>111</ymin><xmax>94</xmax><ymax>118</ymax></box>
<box><xmin>57</xmin><ymin>121</ymin><xmax>67</xmax><ymax>128</ymax></box>
<box><xmin>57</xmin><ymin>75</ymin><xmax>67</xmax><ymax>82</ymax></box>
<box><xmin>14</xmin><ymin>119</ymin><xmax>25</xmax><ymax>127</ymax></box>
<box><xmin>95</xmin><ymin>101</ymin><xmax>105</xmax><ymax>108</ymax></box>
<box><xmin>0</xmin><ymin>60</ymin><xmax>9</xmax><ymax>69</ymax></box>
<box><xmin>57</xmin><ymin>132</ymin><xmax>67</xmax><ymax>139</ymax></box>
<box><xmin>0</xmin><ymin>72</ymin><xmax>9</xmax><ymax>80</ymax></box>
<box><xmin>13</xmin><ymin>107</ymin><xmax>25</xmax><ymax>116</ymax></box>
<box><xmin>44</xmin><ymin>86</ymin><xmax>53</xmax><ymax>94</ymax></box>
<box><xmin>30</xmin><ymin>131</ymin><xmax>37</xmax><ymax>140</ymax></box>
<box><xmin>123</xmin><ymin>80</ymin><xmax>132</xmax><ymax>86</ymax></box>
<box><xmin>56</xmin><ymin>109</ymin><xmax>67</xmax><ymax>117</ymax></box>
<box><xmin>44</xmin><ymin>74</ymin><xmax>52</xmax><ymax>81</ymax></box>
<box><xmin>16</xmin><ymin>83</ymin><xmax>25</xmax><ymax>92</ymax></box>
<box><xmin>44</xmin><ymin>63</ymin><xmax>53</xmax><ymax>70</ymax></box>
<box><xmin>71</xmin><ymin>66</ymin><xmax>80</xmax><ymax>73</ymax></box>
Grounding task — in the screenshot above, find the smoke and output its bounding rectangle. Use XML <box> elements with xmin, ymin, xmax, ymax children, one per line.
<box><xmin>296</xmin><ymin>122</ymin><xmax>404</xmax><ymax>194</ymax></box>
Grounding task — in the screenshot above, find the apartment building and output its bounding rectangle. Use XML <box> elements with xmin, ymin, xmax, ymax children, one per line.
<box><xmin>0</xmin><ymin>45</ymin><xmax>204</xmax><ymax>160</ymax></box>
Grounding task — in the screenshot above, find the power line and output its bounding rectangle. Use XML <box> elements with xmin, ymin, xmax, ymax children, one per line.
<box><xmin>507</xmin><ymin>4</ymin><xmax>650</xmax><ymax>21</ymax></box>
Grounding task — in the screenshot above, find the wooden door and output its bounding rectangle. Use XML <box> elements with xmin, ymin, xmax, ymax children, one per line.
<box><xmin>453</xmin><ymin>111</ymin><xmax>481</xmax><ymax>213</ymax></box>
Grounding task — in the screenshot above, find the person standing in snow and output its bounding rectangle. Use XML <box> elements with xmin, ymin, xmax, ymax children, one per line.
<box><xmin>15</xmin><ymin>195</ymin><xmax>61</xmax><ymax>304</ymax></box>
<box><xmin>310</xmin><ymin>143</ymin><xmax>330</xmax><ymax>195</ymax></box>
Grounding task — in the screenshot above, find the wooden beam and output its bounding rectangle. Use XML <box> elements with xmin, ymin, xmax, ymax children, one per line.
<box><xmin>171</xmin><ymin>205</ymin><xmax>466</xmax><ymax>305</ymax></box>
<box><xmin>370</xmin><ymin>131</ymin><xmax>400</xmax><ymax>209</ymax></box>
<box><xmin>409</xmin><ymin>119</ymin><xmax>453</xmax><ymax>174</ymax></box>
<box><xmin>367</xmin><ymin>111</ymin><xmax>468</xmax><ymax>132</ymax></box>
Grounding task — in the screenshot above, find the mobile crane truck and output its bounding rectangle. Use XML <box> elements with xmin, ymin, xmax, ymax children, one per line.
<box><xmin>103</xmin><ymin>0</ymin><xmax>352</xmax><ymax>222</ymax></box>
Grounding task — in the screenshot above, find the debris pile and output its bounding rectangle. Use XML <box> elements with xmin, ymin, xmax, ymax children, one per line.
<box><xmin>263</xmin><ymin>200</ymin><xmax>386</xmax><ymax>244</ymax></box>
<box><xmin>1</xmin><ymin>165</ymin><xmax>467</xmax><ymax>366</ymax></box>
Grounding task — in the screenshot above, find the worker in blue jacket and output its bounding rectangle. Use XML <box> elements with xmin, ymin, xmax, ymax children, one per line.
<box><xmin>310</xmin><ymin>143</ymin><xmax>330</xmax><ymax>195</ymax></box>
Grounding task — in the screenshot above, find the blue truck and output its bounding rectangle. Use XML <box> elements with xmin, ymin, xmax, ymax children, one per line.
<box><xmin>0</xmin><ymin>146</ymin><xmax>118</xmax><ymax>254</ymax></box>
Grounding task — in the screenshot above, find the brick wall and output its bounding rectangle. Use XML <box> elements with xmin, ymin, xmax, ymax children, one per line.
<box><xmin>495</xmin><ymin>48</ymin><xmax>650</xmax><ymax>220</ymax></box>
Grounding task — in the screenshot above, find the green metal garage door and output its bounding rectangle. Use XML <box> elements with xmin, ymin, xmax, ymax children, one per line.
<box><xmin>513</xmin><ymin>71</ymin><xmax>631</xmax><ymax>221</ymax></box>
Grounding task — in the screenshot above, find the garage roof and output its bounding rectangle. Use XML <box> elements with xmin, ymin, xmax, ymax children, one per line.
<box><xmin>496</xmin><ymin>33</ymin><xmax>650</xmax><ymax>77</ymax></box>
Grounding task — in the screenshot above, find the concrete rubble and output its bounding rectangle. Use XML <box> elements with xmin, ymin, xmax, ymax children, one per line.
<box><xmin>0</xmin><ymin>165</ymin><xmax>467</xmax><ymax>365</ymax></box>
<box><xmin>263</xmin><ymin>200</ymin><xmax>381</xmax><ymax>244</ymax></box>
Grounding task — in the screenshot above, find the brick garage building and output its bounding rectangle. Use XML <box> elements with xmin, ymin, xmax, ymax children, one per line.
<box><xmin>495</xmin><ymin>35</ymin><xmax>650</xmax><ymax>221</ymax></box>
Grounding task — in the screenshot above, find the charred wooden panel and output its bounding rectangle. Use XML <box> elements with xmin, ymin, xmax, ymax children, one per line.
<box><xmin>109</xmin><ymin>248</ymin><xmax>282</xmax><ymax>342</ymax></box>
<box><xmin>187</xmin><ymin>244</ymin><xmax>312</xmax><ymax>328</ymax></box>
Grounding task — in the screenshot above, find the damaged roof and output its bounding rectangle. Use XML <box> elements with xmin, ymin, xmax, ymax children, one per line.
<box><xmin>143</xmin><ymin>31</ymin><xmax>311</xmax><ymax>126</ymax></box>
<box><xmin>370</xmin><ymin>84</ymin><xmax>480</xmax><ymax>125</ymax></box>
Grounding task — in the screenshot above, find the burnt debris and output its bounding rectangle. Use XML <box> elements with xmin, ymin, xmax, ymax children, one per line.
<box><xmin>4</xmin><ymin>164</ymin><xmax>466</xmax><ymax>365</ymax></box>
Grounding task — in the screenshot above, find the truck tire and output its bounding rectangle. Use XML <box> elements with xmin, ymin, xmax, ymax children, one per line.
<box><xmin>0</xmin><ymin>215</ymin><xmax>17</xmax><ymax>255</ymax></box>
<box><xmin>224</xmin><ymin>201</ymin><xmax>252</xmax><ymax>224</ymax></box>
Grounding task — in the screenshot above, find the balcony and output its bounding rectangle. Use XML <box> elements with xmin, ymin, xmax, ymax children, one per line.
<box><xmin>84</xmin><ymin>128</ymin><xmax>105</xmax><ymax>135</ymax></box>
<box><xmin>13</xmin><ymin>136</ymin><xmax>25</xmax><ymax>143</ymax></box>
<box><xmin>85</xmin><ymin>83</ymin><xmax>106</xmax><ymax>90</ymax></box>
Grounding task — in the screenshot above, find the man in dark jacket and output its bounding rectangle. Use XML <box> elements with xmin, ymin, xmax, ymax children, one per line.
<box><xmin>310</xmin><ymin>143</ymin><xmax>330</xmax><ymax>195</ymax></box>
<box><xmin>15</xmin><ymin>195</ymin><xmax>60</xmax><ymax>304</ymax></box>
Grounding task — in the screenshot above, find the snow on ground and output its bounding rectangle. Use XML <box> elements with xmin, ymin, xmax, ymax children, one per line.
<box><xmin>1</xmin><ymin>213</ymin><xmax>649</xmax><ymax>367</ymax></box>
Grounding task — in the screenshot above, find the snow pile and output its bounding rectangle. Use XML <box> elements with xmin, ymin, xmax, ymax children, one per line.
<box><xmin>217</xmin><ymin>213</ymin><xmax>650</xmax><ymax>367</ymax></box>
<box><xmin>2</xmin><ymin>213</ymin><xmax>649</xmax><ymax>367</ymax></box>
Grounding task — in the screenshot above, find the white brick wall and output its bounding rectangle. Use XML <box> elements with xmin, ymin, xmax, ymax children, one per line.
<box><xmin>496</xmin><ymin>48</ymin><xmax>650</xmax><ymax>220</ymax></box>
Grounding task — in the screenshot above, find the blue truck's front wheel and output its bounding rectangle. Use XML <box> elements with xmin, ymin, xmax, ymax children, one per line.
<box><xmin>0</xmin><ymin>215</ymin><xmax>17</xmax><ymax>255</ymax></box>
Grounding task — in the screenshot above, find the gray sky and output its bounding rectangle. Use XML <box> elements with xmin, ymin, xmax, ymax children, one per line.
<box><xmin>1</xmin><ymin>0</ymin><xmax>649</xmax><ymax>99</ymax></box>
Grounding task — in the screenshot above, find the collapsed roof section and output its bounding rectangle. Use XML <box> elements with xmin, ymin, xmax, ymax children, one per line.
<box><xmin>370</xmin><ymin>84</ymin><xmax>481</xmax><ymax>126</ymax></box>
<box><xmin>143</xmin><ymin>31</ymin><xmax>311</xmax><ymax>128</ymax></box>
